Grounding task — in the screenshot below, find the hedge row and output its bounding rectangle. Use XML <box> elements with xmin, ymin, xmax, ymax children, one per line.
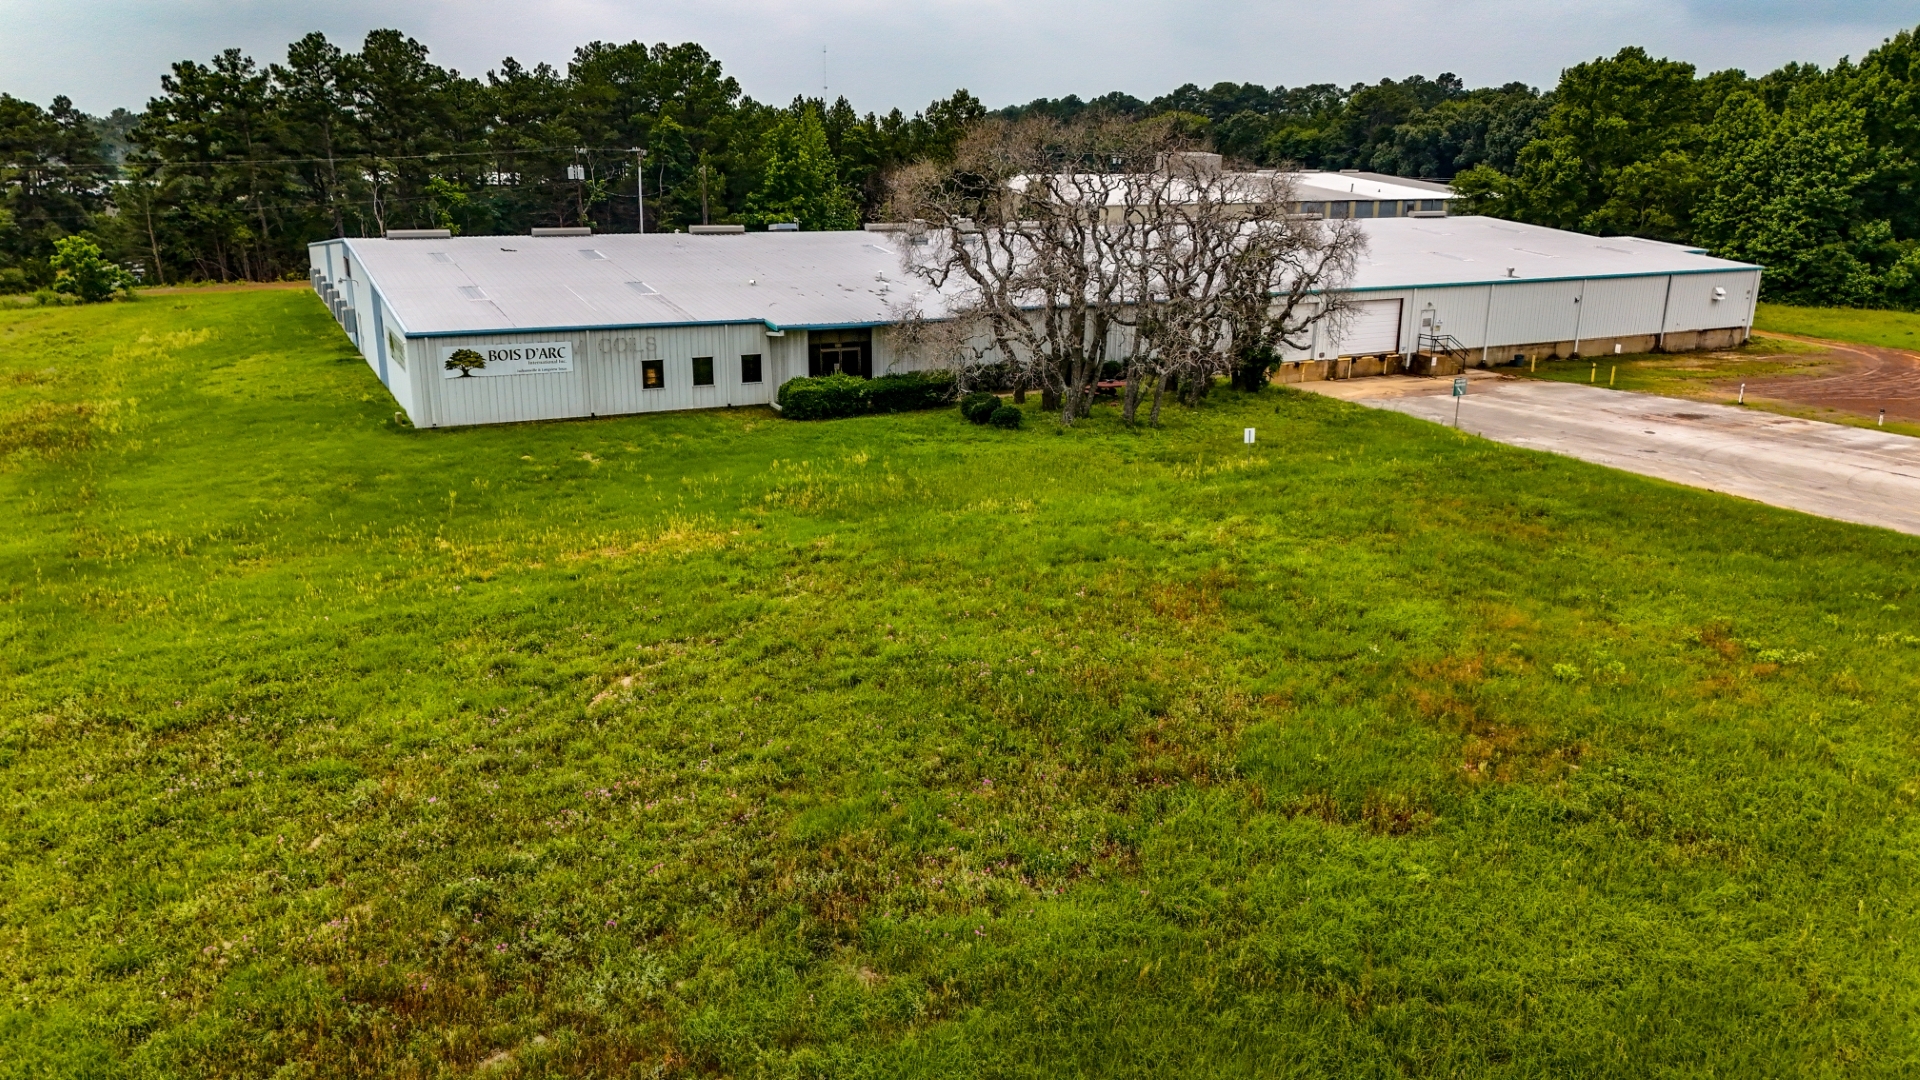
<box><xmin>776</xmin><ymin>371</ymin><xmax>956</xmax><ymax>420</ymax></box>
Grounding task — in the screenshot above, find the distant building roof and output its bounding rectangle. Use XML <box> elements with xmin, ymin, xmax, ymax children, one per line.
<box><xmin>325</xmin><ymin>217</ymin><xmax>1755</xmax><ymax>337</ymax></box>
<box><xmin>1294</xmin><ymin>171</ymin><xmax>1455</xmax><ymax>202</ymax></box>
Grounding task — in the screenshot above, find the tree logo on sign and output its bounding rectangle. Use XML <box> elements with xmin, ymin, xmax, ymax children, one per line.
<box><xmin>445</xmin><ymin>348</ymin><xmax>485</xmax><ymax>377</ymax></box>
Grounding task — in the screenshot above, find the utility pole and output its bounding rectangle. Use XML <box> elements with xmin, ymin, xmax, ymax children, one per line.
<box><xmin>632</xmin><ymin>148</ymin><xmax>646</xmax><ymax>232</ymax></box>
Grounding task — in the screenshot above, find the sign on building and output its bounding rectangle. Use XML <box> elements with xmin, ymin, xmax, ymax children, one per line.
<box><xmin>440</xmin><ymin>341</ymin><xmax>574</xmax><ymax>379</ymax></box>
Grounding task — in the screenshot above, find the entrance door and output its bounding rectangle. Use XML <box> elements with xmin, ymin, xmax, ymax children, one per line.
<box><xmin>809</xmin><ymin>328</ymin><xmax>873</xmax><ymax>378</ymax></box>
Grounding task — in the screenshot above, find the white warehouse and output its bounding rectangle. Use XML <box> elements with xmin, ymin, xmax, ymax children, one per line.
<box><xmin>309</xmin><ymin>216</ymin><xmax>1760</xmax><ymax>428</ymax></box>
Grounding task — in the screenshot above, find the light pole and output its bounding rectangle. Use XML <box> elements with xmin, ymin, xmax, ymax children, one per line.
<box><xmin>632</xmin><ymin>148</ymin><xmax>647</xmax><ymax>233</ymax></box>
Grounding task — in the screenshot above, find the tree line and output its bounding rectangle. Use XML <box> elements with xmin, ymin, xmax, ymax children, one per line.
<box><xmin>0</xmin><ymin>31</ymin><xmax>984</xmax><ymax>289</ymax></box>
<box><xmin>4</xmin><ymin>24</ymin><xmax>1920</xmax><ymax>308</ymax></box>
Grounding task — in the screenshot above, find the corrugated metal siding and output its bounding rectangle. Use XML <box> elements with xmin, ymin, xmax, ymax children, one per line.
<box><xmin>1405</xmin><ymin>285</ymin><xmax>1493</xmax><ymax>349</ymax></box>
<box><xmin>1665</xmin><ymin>270</ymin><xmax>1758</xmax><ymax>333</ymax></box>
<box><xmin>415</xmin><ymin>322</ymin><xmax>819</xmax><ymax>427</ymax></box>
<box><xmin>589</xmin><ymin>324</ymin><xmax>774</xmax><ymax>415</ymax></box>
<box><xmin>1577</xmin><ymin>274</ymin><xmax>1672</xmax><ymax>339</ymax></box>
<box><xmin>1486</xmin><ymin>279</ymin><xmax>1584</xmax><ymax>345</ymax></box>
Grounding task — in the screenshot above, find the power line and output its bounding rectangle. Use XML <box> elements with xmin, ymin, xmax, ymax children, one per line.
<box><xmin>2</xmin><ymin>145</ymin><xmax>649</xmax><ymax>171</ymax></box>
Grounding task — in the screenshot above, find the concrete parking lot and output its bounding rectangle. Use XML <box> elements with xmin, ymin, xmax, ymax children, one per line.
<box><xmin>1308</xmin><ymin>374</ymin><xmax>1920</xmax><ymax>536</ymax></box>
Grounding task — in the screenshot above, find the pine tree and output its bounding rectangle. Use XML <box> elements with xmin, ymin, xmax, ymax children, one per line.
<box><xmin>743</xmin><ymin>107</ymin><xmax>858</xmax><ymax>231</ymax></box>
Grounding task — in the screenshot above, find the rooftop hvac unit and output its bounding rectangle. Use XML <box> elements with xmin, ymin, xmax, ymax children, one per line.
<box><xmin>532</xmin><ymin>226</ymin><xmax>591</xmax><ymax>237</ymax></box>
<box><xmin>768</xmin><ymin>222</ymin><xmax>799</xmax><ymax>231</ymax></box>
<box><xmin>689</xmin><ymin>224</ymin><xmax>746</xmax><ymax>235</ymax></box>
<box><xmin>385</xmin><ymin>228</ymin><xmax>451</xmax><ymax>239</ymax></box>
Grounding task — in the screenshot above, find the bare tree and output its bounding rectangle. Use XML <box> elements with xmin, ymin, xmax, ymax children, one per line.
<box><xmin>889</xmin><ymin>118</ymin><xmax>1367</xmax><ymax>426</ymax></box>
<box><xmin>889</xmin><ymin>117</ymin><xmax>1176</xmax><ymax>426</ymax></box>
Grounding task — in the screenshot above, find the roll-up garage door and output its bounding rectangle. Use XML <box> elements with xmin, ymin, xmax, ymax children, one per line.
<box><xmin>1329</xmin><ymin>298</ymin><xmax>1402</xmax><ymax>356</ymax></box>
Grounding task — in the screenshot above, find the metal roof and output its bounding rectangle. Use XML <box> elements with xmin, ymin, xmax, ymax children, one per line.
<box><xmin>333</xmin><ymin>231</ymin><xmax>925</xmax><ymax>336</ymax></box>
<box><xmin>327</xmin><ymin>217</ymin><xmax>1757</xmax><ymax>337</ymax></box>
<box><xmin>1294</xmin><ymin>171</ymin><xmax>1455</xmax><ymax>203</ymax></box>
<box><xmin>1347</xmin><ymin>217</ymin><xmax>1758</xmax><ymax>290</ymax></box>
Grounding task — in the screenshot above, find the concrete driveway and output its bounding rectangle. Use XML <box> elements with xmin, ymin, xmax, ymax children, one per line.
<box><xmin>1309</xmin><ymin>374</ymin><xmax>1920</xmax><ymax>536</ymax></box>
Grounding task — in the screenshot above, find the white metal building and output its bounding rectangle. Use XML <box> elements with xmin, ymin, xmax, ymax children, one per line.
<box><xmin>1293</xmin><ymin>216</ymin><xmax>1761</xmax><ymax>366</ymax></box>
<box><xmin>310</xmin><ymin>216</ymin><xmax>1759</xmax><ymax>428</ymax></box>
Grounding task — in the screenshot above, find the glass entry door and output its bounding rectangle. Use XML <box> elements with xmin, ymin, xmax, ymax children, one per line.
<box><xmin>808</xmin><ymin>329</ymin><xmax>873</xmax><ymax>378</ymax></box>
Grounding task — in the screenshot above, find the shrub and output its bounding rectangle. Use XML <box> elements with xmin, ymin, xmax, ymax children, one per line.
<box><xmin>868</xmin><ymin>370</ymin><xmax>955</xmax><ymax>412</ymax></box>
<box><xmin>50</xmin><ymin>237</ymin><xmax>135</xmax><ymax>303</ymax></box>
<box><xmin>988</xmin><ymin>405</ymin><xmax>1024</xmax><ymax>429</ymax></box>
<box><xmin>777</xmin><ymin>373</ymin><xmax>871</xmax><ymax>420</ymax></box>
<box><xmin>959</xmin><ymin>391</ymin><xmax>1000</xmax><ymax>424</ymax></box>
<box><xmin>778</xmin><ymin>370</ymin><xmax>955</xmax><ymax>420</ymax></box>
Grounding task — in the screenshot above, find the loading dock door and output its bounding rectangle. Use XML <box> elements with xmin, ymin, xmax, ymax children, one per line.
<box><xmin>1330</xmin><ymin>298</ymin><xmax>1403</xmax><ymax>356</ymax></box>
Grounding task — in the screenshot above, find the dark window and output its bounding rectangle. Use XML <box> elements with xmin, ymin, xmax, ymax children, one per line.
<box><xmin>692</xmin><ymin>356</ymin><xmax>715</xmax><ymax>386</ymax></box>
<box><xmin>642</xmin><ymin>358</ymin><xmax>664</xmax><ymax>389</ymax></box>
<box><xmin>740</xmin><ymin>353</ymin><xmax>763</xmax><ymax>383</ymax></box>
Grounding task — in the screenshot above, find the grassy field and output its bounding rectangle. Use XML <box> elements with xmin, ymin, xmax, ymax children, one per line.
<box><xmin>3</xmin><ymin>289</ymin><xmax>1919</xmax><ymax>1078</ymax></box>
<box><xmin>1755</xmin><ymin>302</ymin><xmax>1920</xmax><ymax>351</ymax></box>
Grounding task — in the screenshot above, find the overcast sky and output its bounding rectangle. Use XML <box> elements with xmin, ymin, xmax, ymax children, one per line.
<box><xmin>4</xmin><ymin>0</ymin><xmax>1917</xmax><ymax>116</ymax></box>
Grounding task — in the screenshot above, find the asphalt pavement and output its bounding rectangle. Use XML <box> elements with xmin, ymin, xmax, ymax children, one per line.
<box><xmin>1307</xmin><ymin>374</ymin><xmax>1920</xmax><ymax>536</ymax></box>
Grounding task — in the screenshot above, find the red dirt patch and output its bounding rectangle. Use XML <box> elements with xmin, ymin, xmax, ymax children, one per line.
<box><xmin>1735</xmin><ymin>335</ymin><xmax>1920</xmax><ymax>423</ymax></box>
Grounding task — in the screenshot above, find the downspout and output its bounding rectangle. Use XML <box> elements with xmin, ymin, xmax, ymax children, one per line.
<box><xmin>1570</xmin><ymin>279</ymin><xmax>1586</xmax><ymax>358</ymax></box>
<box><xmin>1656</xmin><ymin>274</ymin><xmax>1674</xmax><ymax>352</ymax></box>
<box><xmin>371</xmin><ymin>287</ymin><xmax>389</xmax><ymax>385</ymax></box>
<box><xmin>1480</xmin><ymin>283</ymin><xmax>1494</xmax><ymax>367</ymax></box>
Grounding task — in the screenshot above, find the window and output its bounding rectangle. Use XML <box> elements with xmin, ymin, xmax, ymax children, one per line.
<box><xmin>740</xmin><ymin>353</ymin><xmax>763</xmax><ymax>383</ymax></box>
<box><xmin>641</xmin><ymin>358</ymin><xmax>664</xmax><ymax>389</ymax></box>
<box><xmin>692</xmin><ymin>356</ymin><xmax>714</xmax><ymax>386</ymax></box>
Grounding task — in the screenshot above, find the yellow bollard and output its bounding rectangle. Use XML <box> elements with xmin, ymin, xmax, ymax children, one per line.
<box><xmin>1609</xmin><ymin>366</ymin><xmax>1616</xmax><ymax>386</ymax></box>
<box><xmin>1530</xmin><ymin>356</ymin><xmax>1537</xmax><ymax>374</ymax></box>
<box><xmin>1589</xmin><ymin>363</ymin><xmax>1597</xmax><ymax>384</ymax></box>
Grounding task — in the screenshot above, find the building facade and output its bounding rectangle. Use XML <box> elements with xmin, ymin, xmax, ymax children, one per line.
<box><xmin>311</xmin><ymin>216</ymin><xmax>1760</xmax><ymax>428</ymax></box>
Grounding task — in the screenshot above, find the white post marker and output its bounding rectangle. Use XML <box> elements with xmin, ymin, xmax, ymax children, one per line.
<box><xmin>1243</xmin><ymin>427</ymin><xmax>1256</xmax><ymax>445</ymax></box>
<box><xmin>1452</xmin><ymin>375</ymin><xmax>1467</xmax><ymax>427</ymax></box>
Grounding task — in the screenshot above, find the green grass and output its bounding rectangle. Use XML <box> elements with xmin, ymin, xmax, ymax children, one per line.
<box><xmin>1517</xmin><ymin>336</ymin><xmax>1828</xmax><ymax>397</ymax></box>
<box><xmin>4</xmin><ymin>290</ymin><xmax>1919</xmax><ymax>1078</ymax></box>
<box><xmin>1755</xmin><ymin>302</ymin><xmax>1920</xmax><ymax>351</ymax></box>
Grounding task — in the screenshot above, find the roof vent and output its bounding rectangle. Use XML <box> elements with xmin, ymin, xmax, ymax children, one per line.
<box><xmin>1408</xmin><ymin>210</ymin><xmax>1446</xmax><ymax>218</ymax></box>
<box><xmin>429</xmin><ymin>252</ymin><xmax>453</xmax><ymax>263</ymax></box>
<box><xmin>531</xmin><ymin>226</ymin><xmax>591</xmax><ymax>237</ymax></box>
<box><xmin>624</xmin><ymin>281</ymin><xmax>658</xmax><ymax>295</ymax></box>
<box><xmin>386</xmin><ymin>228</ymin><xmax>451</xmax><ymax>239</ymax></box>
<box><xmin>458</xmin><ymin>286</ymin><xmax>487</xmax><ymax>300</ymax></box>
<box><xmin>579</xmin><ymin>249</ymin><xmax>606</xmax><ymax>260</ymax></box>
<box><xmin>688</xmin><ymin>224</ymin><xmax>746</xmax><ymax>235</ymax></box>
<box><xmin>768</xmin><ymin>222</ymin><xmax>799</xmax><ymax>232</ymax></box>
